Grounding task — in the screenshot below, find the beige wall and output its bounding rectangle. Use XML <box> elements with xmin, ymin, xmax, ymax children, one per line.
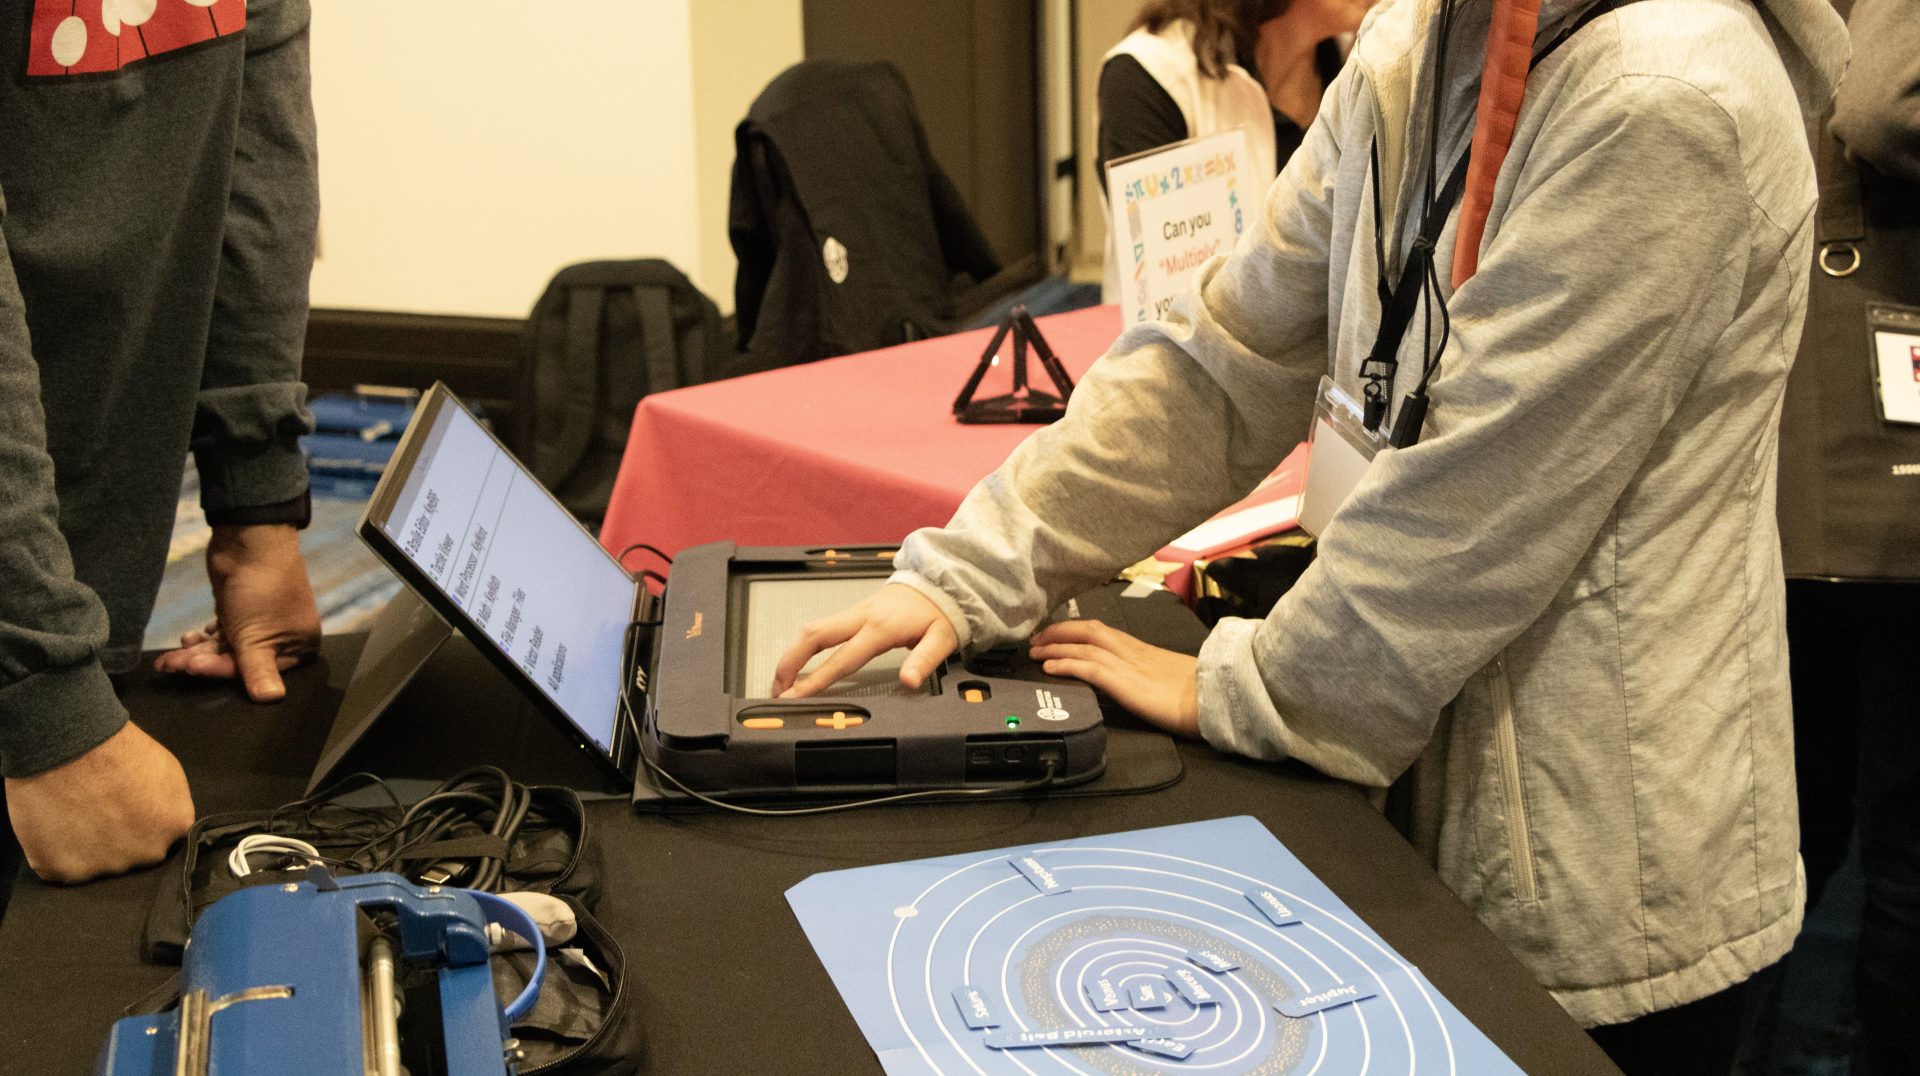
<box><xmin>689</xmin><ymin>1</ymin><xmax>805</xmax><ymax>312</ymax></box>
<box><xmin>307</xmin><ymin>1</ymin><xmax>801</xmax><ymax>319</ymax></box>
<box><xmin>1071</xmin><ymin>0</ymin><xmax>1137</xmax><ymax>280</ymax></box>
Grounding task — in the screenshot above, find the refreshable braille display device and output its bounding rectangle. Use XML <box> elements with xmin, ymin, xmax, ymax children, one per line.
<box><xmin>354</xmin><ymin>383</ymin><xmax>1105</xmax><ymax>804</ymax></box>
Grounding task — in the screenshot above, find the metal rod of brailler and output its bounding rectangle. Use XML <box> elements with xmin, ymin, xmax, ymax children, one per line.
<box><xmin>172</xmin><ymin>990</ymin><xmax>210</xmax><ymax>1076</ymax></box>
<box><xmin>366</xmin><ymin>937</ymin><xmax>403</xmax><ymax>1076</ymax></box>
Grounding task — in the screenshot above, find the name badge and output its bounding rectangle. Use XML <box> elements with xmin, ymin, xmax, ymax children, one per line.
<box><xmin>1869</xmin><ymin>305</ymin><xmax>1920</xmax><ymax>426</ymax></box>
<box><xmin>1299</xmin><ymin>377</ymin><xmax>1385</xmax><ymax>539</ymax></box>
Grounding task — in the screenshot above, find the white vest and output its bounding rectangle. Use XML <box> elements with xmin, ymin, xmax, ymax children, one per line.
<box><xmin>1099</xmin><ymin>20</ymin><xmax>1278</xmax><ymax>301</ymax></box>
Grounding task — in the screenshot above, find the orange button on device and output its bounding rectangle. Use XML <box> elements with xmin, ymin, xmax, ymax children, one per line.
<box><xmin>963</xmin><ymin>689</ymin><xmax>985</xmax><ymax>703</ymax></box>
<box><xmin>816</xmin><ymin>711</ymin><xmax>864</xmax><ymax>729</ymax></box>
<box><xmin>742</xmin><ymin>717</ymin><xmax>785</xmax><ymax>730</ymax></box>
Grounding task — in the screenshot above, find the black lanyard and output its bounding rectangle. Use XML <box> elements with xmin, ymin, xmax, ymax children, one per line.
<box><xmin>1359</xmin><ymin>0</ymin><xmax>1648</xmax><ymax>443</ymax></box>
<box><xmin>1361</xmin><ymin>145</ymin><xmax>1472</xmax><ymax>432</ymax></box>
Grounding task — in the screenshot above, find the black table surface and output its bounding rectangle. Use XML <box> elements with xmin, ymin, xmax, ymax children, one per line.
<box><xmin>0</xmin><ymin>635</ymin><xmax>1617</xmax><ymax>1074</ymax></box>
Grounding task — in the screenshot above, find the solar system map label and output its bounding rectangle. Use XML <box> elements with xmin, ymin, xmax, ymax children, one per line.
<box><xmin>787</xmin><ymin>816</ymin><xmax>1524</xmax><ymax>1074</ymax></box>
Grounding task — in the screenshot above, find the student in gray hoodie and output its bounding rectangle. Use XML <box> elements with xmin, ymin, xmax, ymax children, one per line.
<box><xmin>0</xmin><ymin>0</ymin><xmax>320</xmax><ymax>892</ymax></box>
<box><xmin>776</xmin><ymin>0</ymin><xmax>1848</xmax><ymax>1069</ymax></box>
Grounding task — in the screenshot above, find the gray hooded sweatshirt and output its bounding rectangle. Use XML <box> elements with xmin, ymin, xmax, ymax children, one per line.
<box><xmin>0</xmin><ymin>0</ymin><xmax>317</xmax><ymax>778</ymax></box>
<box><xmin>892</xmin><ymin>0</ymin><xmax>1848</xmax><ymax>1028</ymax></box>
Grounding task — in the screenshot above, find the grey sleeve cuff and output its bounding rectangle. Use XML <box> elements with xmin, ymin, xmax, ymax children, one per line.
<box><xmin>887</xmin><ymin>569</ymin><xmax>976</xmax><ymax>652</ymax></box>
<box><xmin>0</xmin><ymin>659</ymin><xmax>129</xmax><ymax>778</ymax></box>
<box><xmin>1194</xmin><ymin>616</ymin><xmax>1293</xmax><ymax>763</ymax></box>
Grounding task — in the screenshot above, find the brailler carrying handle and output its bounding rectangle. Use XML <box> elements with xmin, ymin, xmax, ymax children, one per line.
<box><xmin>466</xmin><ymin>890</ymin><xmax>548</xmax><ymax>1024</ymax></box>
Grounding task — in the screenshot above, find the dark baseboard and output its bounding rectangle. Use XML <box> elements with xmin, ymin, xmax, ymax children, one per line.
<box><xmin>304</xmin><ymin>308</ymin><xmax>524</xmax><ymax>429</ymax></box>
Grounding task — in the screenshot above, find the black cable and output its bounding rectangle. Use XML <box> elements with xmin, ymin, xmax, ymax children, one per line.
<box><xmin>1419</xmin><ymin>255</ymin><xmax>1454</xmax><ymax>392</ymax></box>
<box><xmin>1425</xmin><ymin>0</ymin><xmax>1458</xmax><ymax>214</ymax></box>
<box><xmin>1386</xmin><ymin>0</ymin><xmax>1463</xmax><ymax>450</ymax></box>
<box><xmin>231</xmin><ymin>767</ymin><xmax>579</xmax><ymax>893</ymax></box>
<box><xmin>615</xmin><ymin>543</ymin><xmax>673</xmax><ymax>569</ymax></box>
<box><xmin>1368</xmin><ymin>142</ymin><xmax>1391</xmax><ymax>307</ymax></box>
<box><xmin>1364</xmin><ymin>0</ymin><xmax>1461</xmax><ymax>435</ymax></box>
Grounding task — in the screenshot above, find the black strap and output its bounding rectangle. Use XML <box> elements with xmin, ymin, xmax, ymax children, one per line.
<box><xmin>398</xmin><ymin>833</ymin><xmax>513</xmax><ymax>863</ymax></box>
<box><xmin>1360</xmin><ymin>0</ymin><xmax>1650</xmax><ymax>430</ymax></box>
<box><xmin>531</xmin><ymin>285</ymin><xmax>603</xmax><ymax>484</ymax></box>
<box><xmin>635</xmin><ymin>285</ymin><xmax>682</xmax><ymax>394</ymax></box>
<box><xmin>1361</xmin><ymin>149</ymin><xmax>1472</xmax><ymax>427</ymax></box>
<box><xmin>1814</xmin><ymin>124</ymin><xmax>1865</xmax><ymax>246</ymax></box>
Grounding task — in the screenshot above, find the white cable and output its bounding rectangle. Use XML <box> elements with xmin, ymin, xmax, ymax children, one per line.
<box><xmin>484</xmin><ymin>891</ymin><xmax>578</xmax><ymax>951</ymax></box>
<box><xmin>229</xmin><ymin>834</ymin><xmax>324</xmax><ymax>878</ymax></box>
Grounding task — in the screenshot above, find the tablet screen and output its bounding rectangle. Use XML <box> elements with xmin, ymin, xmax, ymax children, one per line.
<box><xmin>374</xmin><ymin>395</ymin><xmax>633</xmax><ymax>754</ymax></box>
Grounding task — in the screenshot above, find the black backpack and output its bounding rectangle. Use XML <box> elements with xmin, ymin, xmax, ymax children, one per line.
<box><xmin>513</xmin><ymin>260</ymin><xmax>725</xmax><ymax>525</ymax></box>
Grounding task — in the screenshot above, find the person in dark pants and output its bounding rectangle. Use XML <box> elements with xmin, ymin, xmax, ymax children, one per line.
<box><xmin>0</xmin><ymin>0</ymin><xmax>322</xmax><ymax>911</ymax></box>
<box><xmin>1766</xmin><ymin>0</ymin><xmax>1920</xmax><ymax>1070</ymax></box>
<box><xmin>1786</xmin><ymin>585</ymin><xmax>1920</xmax><ymax>1070</ymax></box>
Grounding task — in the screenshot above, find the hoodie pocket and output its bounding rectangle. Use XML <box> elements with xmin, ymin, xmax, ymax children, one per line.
<box><xmin>1487</xmin><ymin>654</ymin><xmax>1540</xmax><ymax>903</ymax></box>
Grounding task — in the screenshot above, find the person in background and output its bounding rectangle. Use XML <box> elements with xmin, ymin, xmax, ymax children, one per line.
<box><xmin>1764</xmin><ymin>0</ymin><xmax>1920</xmax><ymax>1069</ymax></box>
<box><xmin>1097</xmin><ymin>0</ymin><xmax>1372</xmax><ymax>300</ymax></box>
<box><xmin>0</xmin><ymin>0</ymin><xmax>321</xmax><ymax>903</ymax></box>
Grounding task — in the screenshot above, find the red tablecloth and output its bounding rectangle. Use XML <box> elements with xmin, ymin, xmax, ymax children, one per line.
<box><xmin>601</xmin><ymin>306</ymin><xmax>1126</xmax><ymax>563</ymax></box>
<box><xmin>600</xmin><ymin>304</ymin><xmax>1305</xmax><ymax>594</ymax></box>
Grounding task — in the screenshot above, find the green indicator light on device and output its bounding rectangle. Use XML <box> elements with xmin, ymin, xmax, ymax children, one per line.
<box><xmin>1005</xmin><ymin>716</ymin><xmax>1020</xmax><ymax>727</ymax></box>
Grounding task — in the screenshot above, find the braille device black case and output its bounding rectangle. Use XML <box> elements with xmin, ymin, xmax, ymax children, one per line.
<box><xmin>640</xmin><ymin>541</ymin><xmax>1107</xmax><ymax>799</ymax></box>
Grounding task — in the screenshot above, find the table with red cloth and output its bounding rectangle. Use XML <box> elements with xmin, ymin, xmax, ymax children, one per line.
<box><xmin>600</xmin><ymin>305</ymin><xmax>1304</xmax><ymax>593</ymax></box>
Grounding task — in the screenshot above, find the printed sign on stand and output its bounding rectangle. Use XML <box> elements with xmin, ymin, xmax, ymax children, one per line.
<box><xmin>1105</xmin><ymin>128</ymin><xmax>1254</xmax><ymax>326</ymax></box>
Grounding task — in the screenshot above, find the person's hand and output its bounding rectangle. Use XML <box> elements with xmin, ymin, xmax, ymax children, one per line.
<box><xmin>153</xmin><ymin>523</ymin><xmax>320</xmax><ymax>702</ymax></box>
<box><xmin>772</xmin><ymin>583</ymin><xmax>958</xmax><ymax>698</ymax></box>
<box><xmin>4</xmin><ymin>721</ymin><xmax>195</xmax><ymax>884</ymax></box>
<box><xmin>1030</xmin><ymin>620</ymin><xmax>1201</xmax><ymax>736</ymax></box>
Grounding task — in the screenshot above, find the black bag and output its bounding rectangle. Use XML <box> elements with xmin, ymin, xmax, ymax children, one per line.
<box><xmin>513</xmin><ymin>260</ymin><xmax>726</xmax><ymax>525</ymax></box>
<box><xmin>1776</xmin><ymin>114</ymin><xmax>1920</xmax><ymax>581</ymax></box>
<box><xmin>495</xmin><ymin>896</ymin><xmax>643</xmax><ymax>1075</ymax></box>
<box><xmin>1191</xmin><ymin>536</ymin><xmax>1317</xmax><ymax>628</ymax></box>
<box><xmin>727</xmin><ymin>61</ymin><xmax>1001</xmax><ymax>376</ymax></box>
<box><xmin>143</xmin><ymin>783</ymin><xmax>598</xmax><ymax>965</ymax></box>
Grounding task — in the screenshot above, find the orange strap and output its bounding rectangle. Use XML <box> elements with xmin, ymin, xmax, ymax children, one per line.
<box><xmin>1451</xmin><ymin>0</ymin><xmax>1542</xmax><ymax>288</ymax></box>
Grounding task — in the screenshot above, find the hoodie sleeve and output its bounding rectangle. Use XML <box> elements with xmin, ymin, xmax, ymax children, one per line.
<box><xmin>1829</xmin><ymin>0</ymin><xmax>1920</xmax><ymax>183</ymax></box>
<box><xmin>889</xmin><ymin>66</ymin><xmax>1349</xmax><ymax>649</ymax></box>
<box><xmin>1198</xmin><ymin>75</ymin><xmax>1755</xmax><ymax>785</ymax></box>
<box><xmin>192</xmin><ymin>0</ymin><xmax>318</xmax><ymax>520</ymax></box>
<box><xmin>0</xmin><ymin>202</ymin><xmax>129</xmax><ymax>779</ymax></box>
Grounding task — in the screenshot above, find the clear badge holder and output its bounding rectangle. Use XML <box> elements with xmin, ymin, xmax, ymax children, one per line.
<box><xmin>1299</xmin><ymin>376</ymin><xmax>1386</xmax><ymax>539</ymax></box>
<box><xmin>1868</xmin><ymin>303</ymin><xmax>1920</xmax><ymax>427</ymax></box>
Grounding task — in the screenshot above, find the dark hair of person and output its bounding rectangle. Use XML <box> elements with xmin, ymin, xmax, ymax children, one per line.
<box><xmin>1131</xmin><ymin>0</ymin><xmax>1292</xmax><ymax>79</ymax></box>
